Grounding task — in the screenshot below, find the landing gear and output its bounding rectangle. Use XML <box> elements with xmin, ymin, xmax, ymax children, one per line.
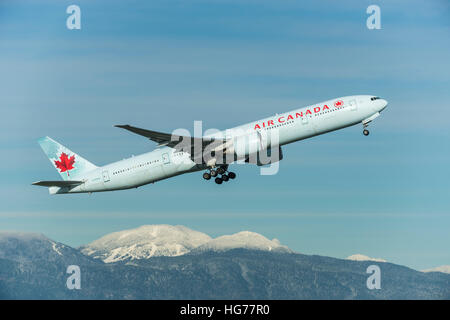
<box><xmin>362</xmin><ymin>121</ymin><xmax>370</xmax><ymax>136</ymax></box>
<box><xmin>203</xmin><ymin>166</ymin><xmax>236</xmax><ymax>185</ymax></box>
<box><xmin>203</xmin><ymin>172</ymin><xmax>211</xmax><ymax>180</ymax></box>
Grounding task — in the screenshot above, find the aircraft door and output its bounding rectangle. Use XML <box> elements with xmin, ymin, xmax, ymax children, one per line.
<box><xmin>349</xmin><ymin>99</ymin><xmax>358</xmax><ymax>111</ymax></box>
<box><xmin>302</xmin><ymin>115</ymin><xmax>308</xmax><ymax>124</ymax></box>
<box><xmin>160</xmin><ymin>152</ymin><xmax>177</xmax><ymax>178</ymax></box>
<box><xmin>298</xmin><ymin>112</ymin><xmax>315</xmax><ymax>137</ymax></box>
<box><xmin>162</xmin><ymin>153</ymin><xmax>170</xmax><ymax>164</ymax></box>
<box><xmin>102</xmin><ymin>170</ymin><xmax>110</xmax><ymax>183</ymax></box>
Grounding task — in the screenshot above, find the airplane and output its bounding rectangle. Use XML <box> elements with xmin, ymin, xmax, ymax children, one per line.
<box><xmin>33</xmin><ymin>95</ymin><xmax>387</xmax><ymax>194</ymax></box>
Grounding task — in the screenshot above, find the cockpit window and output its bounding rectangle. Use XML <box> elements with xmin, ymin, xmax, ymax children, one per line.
<box><xmin>371</xmin><ymin>96</ymin><xmax>381</xmax><ymax>101</ymax></box>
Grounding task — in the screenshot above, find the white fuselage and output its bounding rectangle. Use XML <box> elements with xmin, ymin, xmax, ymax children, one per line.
<box><xmin>54</xmin><ymin>95</ymin><xmax>387</xmax><ymax>194</ymax></box>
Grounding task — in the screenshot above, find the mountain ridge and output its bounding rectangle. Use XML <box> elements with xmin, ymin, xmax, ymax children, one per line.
<box><xmin>1</xmin><ymin>228</ymin><xmax>449</xmax><ymax>299</ymax></box>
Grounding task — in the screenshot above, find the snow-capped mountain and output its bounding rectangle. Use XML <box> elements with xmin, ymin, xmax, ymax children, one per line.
<box><xmin>346</xmin><ymin>254</ymin><xmax>387</xmax><ymax>263</ymax></box>
<box><xmin>80</xmin><ymin>225</ymin><xmax>212</xmax><ymax>263</ymax></box>
<box><xmin>80</xmin><ymin>225</ymin><xmax>293</xmax><ymax>263</ymax></box>
<box><xmin>194</xmin><ymin>231</ymin><xmax>292</xmax><ymax>253</ymax></box>
<box><xmin>421</xmin><ymin>265</ymin><xmax>450</xmax><ymax>274</ymax></box>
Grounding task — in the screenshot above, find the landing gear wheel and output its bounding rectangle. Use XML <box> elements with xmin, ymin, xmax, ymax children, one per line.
<box><xmin>217</xmin><ymin>167</ymin><xmax>225</xmax><ymax>175</ymax></box>
<box><xmin>228</xmin><ymin>172</ymin><xmax>236</xmax><ymax>179</ymax></box>
<box><xmin>210</xmin><ymin>169</ymin><xmax>218</xmax><ymax>177</ymax></box>
<box><xmin>363</xmin><ymin>129</ymin><xmax>370</xmax><ymax>136</ymax></box>
<box><xmin>221</xmin><ymin>174</ymin><xmax>229</xmax><ymax>182</ymax></box>
<box><xmin>203</xmin><ymin>172</ymin><xmax>211</xmax><ymax>180</ymax></box>
<box><xmin>215</xmin><ymin>177</ymin><xmax>223</xmax><ymax>184</ymax></box>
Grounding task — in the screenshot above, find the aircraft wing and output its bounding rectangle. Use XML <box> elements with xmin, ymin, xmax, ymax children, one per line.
<box><xmin>115</xmin><ymin>125</ymin><xmax>228</xmax><ymax>160</ymax></box>
<box><xmin>32</xmin><ymin>180</ymin><xmax>84</xmax><ymax>187</ymax></box>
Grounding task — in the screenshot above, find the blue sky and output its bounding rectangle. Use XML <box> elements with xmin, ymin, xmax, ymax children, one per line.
<box><xmin>0</xmin><ymin>0</ymin><xmax>449</xmax><ymax>270</ymax></box>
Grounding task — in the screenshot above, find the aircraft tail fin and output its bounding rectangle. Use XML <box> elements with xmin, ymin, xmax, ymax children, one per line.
<box><xmin>37</xmin><ymin>136</ymin><xmax>98</xmax><ymax>180</ymax></box>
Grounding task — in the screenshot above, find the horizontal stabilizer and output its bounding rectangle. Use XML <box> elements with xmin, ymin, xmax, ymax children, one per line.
<box><xmin>32</xmin><ymin>180</ymin><xmax>83</xmax><ymax>187</ymax></box>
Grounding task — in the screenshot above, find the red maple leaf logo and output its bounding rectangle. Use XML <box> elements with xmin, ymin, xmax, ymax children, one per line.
<box><xmin>54</xmin><ymin>152</ymin><xmax>75</xmax><ymax>176</ymax></box>
<box><xmin>334</xmin><ymin>100</ymin><xmax>343</xmax><ymax>108</ymax></box>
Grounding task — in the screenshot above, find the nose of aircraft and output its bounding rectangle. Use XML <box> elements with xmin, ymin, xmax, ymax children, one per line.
<box><xmin>379</xmin><ymin>99</ymin><xmax>388</xmax><ymax>112</ymax></box>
